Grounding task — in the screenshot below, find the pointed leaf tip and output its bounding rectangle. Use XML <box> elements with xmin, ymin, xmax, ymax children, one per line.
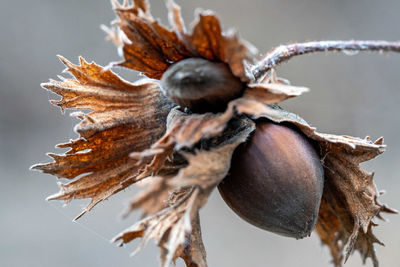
<box><xmin>374</xmin><ymin>136</ymin><xmax>384</xmax><ymax>145</ymax></box>
<box><xmin>111</xmin><ymin>0</ymin><xmax>122</xmax><ymax>9</ymax></box>
<box><xmin>73</xmin><ymin>213</ymin><xmax>84</xmax><ymax>221</ymax></box>
<box><xmin>57</xmin><ymin>55</ymin><xmax>71</xmax><ymax>66</ymax></box>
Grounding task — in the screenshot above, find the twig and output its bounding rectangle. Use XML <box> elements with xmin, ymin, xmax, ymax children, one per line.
<box><xmin>252</xmin><ymin>40</ymin><xmax>400</xmax><ymax>81</ymax></box>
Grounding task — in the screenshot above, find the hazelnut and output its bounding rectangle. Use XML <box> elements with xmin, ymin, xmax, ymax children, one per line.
<box><xmin>160</xmin><ymin>58</ymin><xmax>244</xmax><ymax>113</ymax></box>
<box><xmin>218</xmin><ymin>122</ymin><xmax>324</xmax><ymax>239</ymax></box>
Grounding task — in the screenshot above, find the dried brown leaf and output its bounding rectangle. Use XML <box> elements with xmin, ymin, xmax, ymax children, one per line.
<box><xmin>32</xmin><ymin>56</ymin><xmax>173</xmax><ymax>219</ymax></box>
<box><xmin>114</xmin><ymin>187</ymin><xmax>199</xmax><ymax>267</ymax></box>
<box><xmin>244</xmin><ymin>83</ymin><xmax>309</xmax><ymax>104</ymax></box>
<box><xmin>186</xmin><ymin>11</ymin><xmax>224</xmax><ymax>61</ymax></box>
<box><xmin>316</xmin><ymin>150</ymin><xmax>397</xmax><ymax>267</ymax></box>
<box><xmin>131</xmin><ymin>108</ymin><xmax>225</xmax><ymax>177</ymax></box>
<box><xmin>121</xmin><ymin>177</ymin><xmax>172</xmax><ymax>219</ymax></box>
<box><xmin>110</xmin><ymin>0</ymin><xmax>256</xmax><ymax>81</ymax></box>
<box><xmin>171</xmin><ymin>3</ymin><xmax>258</xmax><ymax>81</ymax></box>
<box><xmin>112</xmin><ymin>0</ymin><xmax>192</xmax><ymax>78</ymax></box>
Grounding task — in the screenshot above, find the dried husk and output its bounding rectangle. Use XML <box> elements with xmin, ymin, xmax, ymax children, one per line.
<box><xmin>32</xmin><ymin>56</ymin><xmax>174</xmax><ymax>219</ymax></box>
<box><xmin>106</xmin><ymin>0</ymin><xmax>257</xmax><ymax>81</ymax></box>
<box><xmin>114</xmin><ymin>117</ymin><xmax>255</xmax><ymax>267</ymax></box>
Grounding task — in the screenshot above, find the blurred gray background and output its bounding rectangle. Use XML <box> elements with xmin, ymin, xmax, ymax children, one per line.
<box><xmin>1</xmin><ymin>0</ymin><xmax>399</xmax><ymax>266</ymax></box>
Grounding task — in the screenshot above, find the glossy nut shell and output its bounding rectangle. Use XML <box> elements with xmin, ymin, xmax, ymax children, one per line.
<box><xmin>160</xmin><ymin>58</ymin><xmax>244</xmax><ymax>113</ymax></box>
<box><xmin>218</xmin><ymin>122</ymin><xmax>324</xmax><ymax>239</ymax></box>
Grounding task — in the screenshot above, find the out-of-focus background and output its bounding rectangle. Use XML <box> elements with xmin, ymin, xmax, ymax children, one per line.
<box><xmin>1</xmin><ymin>0</ymin><xmax>399</xmax><ymax>266</ymax></box>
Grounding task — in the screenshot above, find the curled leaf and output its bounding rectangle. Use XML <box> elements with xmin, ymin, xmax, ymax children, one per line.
<box><xmin>244</xmin><ymin>83</ymin><xmax>309</xmax><ymax>104</ymax></box>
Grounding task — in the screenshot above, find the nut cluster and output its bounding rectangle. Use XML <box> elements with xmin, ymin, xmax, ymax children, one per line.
<box><xmin>34</xmin><ymin>1</ymin><xmax>398</xmax><ymax>266</ymax></box>
<box><xmin>161</xmin><ymin>58</ymin><xmax>325</xmax><ymax>238</ymax></box>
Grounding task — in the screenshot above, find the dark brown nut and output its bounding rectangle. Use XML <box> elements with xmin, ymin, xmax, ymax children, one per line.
<box><xmin>218</xmin><ymin>122</ymin><xmax>324</xmax><ymax>239</ymax></box>
<box><xmin>160</xmin><ymin>58</ymin><xmax>244</xmax><ymax>113</ymax></box>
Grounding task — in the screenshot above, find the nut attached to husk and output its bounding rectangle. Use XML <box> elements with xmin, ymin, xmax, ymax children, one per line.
<box><xmin>218</xmin><ymin>121</ymin><xmax>324</xmax><ymax>239</ymax></box>
<box><xmin>160</xmin><ymin>58</ymin><xmax>244</xmax><ymax>113</ymax></box>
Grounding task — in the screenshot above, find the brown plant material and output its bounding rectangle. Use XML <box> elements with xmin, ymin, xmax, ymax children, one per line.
<box><xmin>114</xmin><ymin>119</ymin><xmax>255</xmax><ymax>267</ymax></box>
<box><xmin>32</xmin><ymin>56</ymin><xmax>173</xmax><ymax>219</ymax></box>
<box><xmin>34</xmin><ymin>0</ymin><xmax>398</xmax><ymax>266</ymax></box>
<box><xmin>109</xmin><ymin>0</ymin><xmax>256</xmax><ymax>81</ymax></box>
<box><xmin>121</xmin><ymin>177</ymin><xmax>172</xmax><ymax>219</ymax></box>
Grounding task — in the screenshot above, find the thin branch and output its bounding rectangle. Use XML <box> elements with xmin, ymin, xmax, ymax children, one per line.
<box><xmin>252</xmin><ymin>40</ymin><xmax>400</xmax><ymax>81</ymax></box>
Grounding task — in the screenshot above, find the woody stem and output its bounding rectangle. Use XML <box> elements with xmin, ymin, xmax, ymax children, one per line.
<box><xmin>252</xmin><ymin>40</ymin><xmax>400</xmax><ymax>81</ymax></box>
